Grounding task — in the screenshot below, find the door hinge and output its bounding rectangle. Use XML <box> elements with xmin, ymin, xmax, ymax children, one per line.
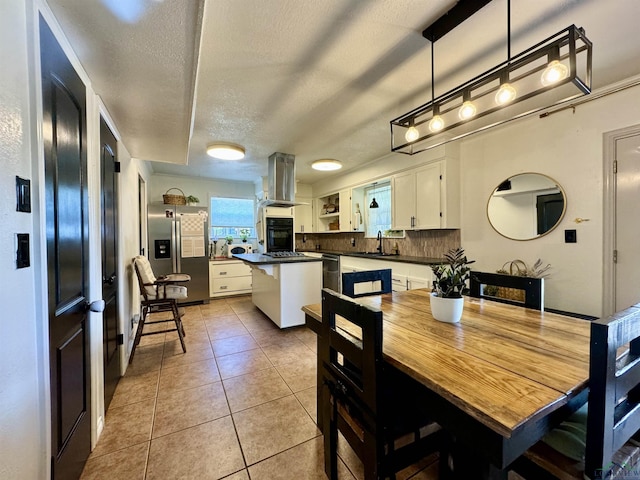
<box><xmin>439</xmin><ymin>174</ymin><xmax>443</xmax><ymax>180</ymax></box>
<box><xmin>613</xmin><ymin>250</ymin><xmax>618</xmax><ymax>263</ymax></box>
<box><xmin>117</xmin><ymin>333</ymin><xmax>124</xmax><ymax>345</ymax></box>
<box><xmin>114</xmin><ymin>161</ymin><xmax>121</xmax><ymax>173</ymax></box>
<box><xmin>613</xmin><ymin>160</ymin><xmax>617</xmax><ymax>174</ymax></box>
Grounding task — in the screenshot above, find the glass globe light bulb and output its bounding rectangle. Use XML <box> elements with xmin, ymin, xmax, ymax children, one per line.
<box><xmin>541</xmin><ymin>60</ymin><xmax>568</xmax><ymax>86</ymax></box>
<box><xmin>405</xmin><ymin>125</ymin><xmax>419</xmax><ymax>142</ymax></box>
<box><xmin>495</xmin><ymin>83</ymin><xmax>517</xmax><ymax>105</ymax></box>
<box><xmin>428</xmin><ymin>115</ymin><xmax>444</xmax><ymax>132</ymax></box>
<box><xmin>458</xmin><ymin>100</ymin><xmax>477</xmax><ymax>120</ymax></box>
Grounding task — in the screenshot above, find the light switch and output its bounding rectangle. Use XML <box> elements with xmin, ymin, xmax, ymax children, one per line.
<box><xmin>16</xmin><ymin>233</ymin><xmax>29</xmax><ymax>268</ymax></box>
<box><xmin>16</xmin><ymin>176</ymin><xmax>31</xmax><ymax>213</ymax></box>
<box><xmin>565</xmin><ymin>229</ymin><xmax>577</xmax><ymax>243</ymax></box>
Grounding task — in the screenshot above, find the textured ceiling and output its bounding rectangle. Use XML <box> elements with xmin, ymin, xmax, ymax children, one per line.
<box><xmin>46</xmin><ymin>0</ymin><xmax>640</xmax><ymax>185</ymax></box>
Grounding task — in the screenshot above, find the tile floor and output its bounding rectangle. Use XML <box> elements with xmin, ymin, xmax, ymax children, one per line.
<box><xmin>80</xmin><ymin>295</ymin><xmax>441</xmax><ymax>480</ymax></box>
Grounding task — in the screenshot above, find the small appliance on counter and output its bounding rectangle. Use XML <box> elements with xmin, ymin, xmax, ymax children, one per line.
<box><xmin>227</xmin><ymin>243</ymin><xmax>253</xmax><ymax>258</ymax></box>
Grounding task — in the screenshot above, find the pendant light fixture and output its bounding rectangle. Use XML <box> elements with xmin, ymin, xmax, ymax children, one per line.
<box><xmin>390</xmin><ymin>0</ymin><xmax>592</xmax><ymax>155</ymax></box>
<box><xmin>369</xmin><ymin>182</ymin><xmax>379</xmax><ymax>209</ymax></box>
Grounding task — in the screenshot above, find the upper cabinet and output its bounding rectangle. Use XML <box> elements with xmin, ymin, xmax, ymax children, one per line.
<box><xmin>315</xmin><ymin>189</ymin><xmax>351</xmax><ymax>233</ymax></box>
<box><xmin>392</xmin><ymin>158</ymin><xmax>460</xmax><ymax>230</ymax></box>
<box><xmin>294</xmin><ymin>196</ymin><xmax>313</xmax><ymax>233</ymax></box>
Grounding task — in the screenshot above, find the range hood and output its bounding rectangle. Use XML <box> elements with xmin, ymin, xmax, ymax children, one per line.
<box><xmin>260</xmin><ymin>152</ymin><xmax>305</xmax><ymax>207</ymax></box>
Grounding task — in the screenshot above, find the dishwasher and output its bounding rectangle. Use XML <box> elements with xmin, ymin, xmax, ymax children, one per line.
<box><xmin>322</xmin><ymin>253</ymin><xmax>341</xmax><ymax>292</ymax></box>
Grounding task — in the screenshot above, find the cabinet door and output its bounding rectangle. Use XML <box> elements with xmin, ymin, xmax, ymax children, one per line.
<box><xmin>392</xmin><ymin>171</ymin><xmax>416</xmax><ymax>229</ymax></box>
<box><xmin>294</xmin><ymin>197</ymin><xmax>313</xmax><ymax>233</ymax></box>
<box><xmin>339</xmin><ymin>188</ymin><xmax>351</xmax><ymax>232</ymax></box>
<box><xmin>415</xmin><ymin>163</ymin><xmax>441</xmax><ymax>229</ymax></box>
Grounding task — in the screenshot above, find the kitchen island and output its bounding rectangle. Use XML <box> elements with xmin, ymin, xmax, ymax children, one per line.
<box><xmin>234</xmin><ymin>253</ymin><xmax>322</xmax><ymax>328</ymax></box>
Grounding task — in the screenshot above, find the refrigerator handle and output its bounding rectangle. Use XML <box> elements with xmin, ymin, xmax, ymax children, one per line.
<box><xmin>171</xmin><ymin>220</ymin><xmax>178</xmax><ymax>272</ymax></box>
<box><xmin>175</xmin><ymin>219</ymin><xmax>182</xmax><ymax>272</ymax></box>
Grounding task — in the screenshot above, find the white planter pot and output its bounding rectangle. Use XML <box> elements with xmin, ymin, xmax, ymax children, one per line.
<box><xmin>430</xmin><ymin>292</ymin><xmax>464</xmax><ymax>323</ymax></box>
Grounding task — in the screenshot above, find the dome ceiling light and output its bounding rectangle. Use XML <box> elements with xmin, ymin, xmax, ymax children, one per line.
<box><xmin>311</xmin><ymin>159</ymin><xmax>342</xmax><ymax>171</ymax></box>
<box><xmin>391</xmin><ymin>0</ymin><xmax>592</xmax><ymax>155</ymax></box>
<box><xmin>206</xmin><ymin>142</ymin><xmax>245</xmax><ymax>160</ymax></box>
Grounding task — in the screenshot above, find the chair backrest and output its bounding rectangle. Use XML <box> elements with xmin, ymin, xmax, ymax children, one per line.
<box><xmin>342</xmin><ymin>269</ymin><xmax>392</xmax><ymax>298</ymax></box>
<box><xmin>133</xmin><ymin>255</ymin><xmax>157</xmax><ymax>301</ymax></box>
<box><xmin>585</xmin><ymin>304</ymin><xmax>640</xmax><ymax>479</ymax></box>
<box><xmin>320</xmin><ymin>288</ymin><xmax>383</xmax><ymax>423</ymax></box>
<box><xmin>469</xmin><ymin>271</ymin><xmax>544</xmax><ymax>311</ymax></box>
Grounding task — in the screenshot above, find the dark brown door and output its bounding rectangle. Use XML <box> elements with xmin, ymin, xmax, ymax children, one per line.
<box><xmin>100</xmin><ymin>117</ymin><xmax>120</xmax><ymax>410</ymax></box>
<box><xmin>40</xmin><ymin>15</ymin><xmax>91</xmax><ymax>480</ymax></box>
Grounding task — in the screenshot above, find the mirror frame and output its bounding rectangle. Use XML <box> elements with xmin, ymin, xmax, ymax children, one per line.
<box><xmin>486</xmin><ymin>172</ymin><xmax>567</xmax><ymax>241</ymax></box>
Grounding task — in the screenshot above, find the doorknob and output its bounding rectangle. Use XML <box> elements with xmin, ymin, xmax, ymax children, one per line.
<box><xmin>103</xmin><ymin>274</ymin><xmax>116</xmax><ymax>285</ymax></box>
<box><xmin>85</xmin><ymin>300</ymin><xmax>105</xmax><ymax>313</ymax></box>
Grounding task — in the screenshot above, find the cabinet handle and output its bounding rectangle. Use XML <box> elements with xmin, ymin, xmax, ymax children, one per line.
<box><xmin>220</xmin><ymin>285</ymin><xmax>228</xmax><ymax>290</ymax></box>
<box><xmin>220</xmin><ymin>271</ymin><xmax>227</xmax><ymax>275</ymax></box>
<box><xmin>301</xmin><ymin>225</ymin><xmax>304</xmax><ymax>233</ymax></box>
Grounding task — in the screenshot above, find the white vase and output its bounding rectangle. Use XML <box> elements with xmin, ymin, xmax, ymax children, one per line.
<box><xmin>430</xmin><ymin>292</ymin><xmax>464</xmax><ymax>323</ymax></box>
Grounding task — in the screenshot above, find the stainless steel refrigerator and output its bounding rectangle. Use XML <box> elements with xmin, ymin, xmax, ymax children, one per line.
<box><xmin>147</xmin><ymin>203</ymin><xmax>210</xmax><ymax>304</ymax></box>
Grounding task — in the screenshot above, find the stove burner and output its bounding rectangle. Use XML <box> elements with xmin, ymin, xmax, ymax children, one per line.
<box><xmin>264</xmin><ymin>251</ymin><xmax>306</xmax><ymax>258</ymax></box>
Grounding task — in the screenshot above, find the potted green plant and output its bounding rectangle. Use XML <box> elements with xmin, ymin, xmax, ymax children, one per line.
<box><xmin>239</xmin><ymin>228</ymin><xmax>250</xmax><ymax>243</ymax></box>
<box><xmin>430</xmin><ymin>247</ymin><xmax>475</xmax><ymax>323</ymax></box>
<box><xmin>225</xmin><ymin>235</ymin><xmax>233</xmax><ymax>244</ymax></box>
<box><xmin>186</xmin><ymin>195</ymin><xmax>199</xmax><ymax>206</ymax></box>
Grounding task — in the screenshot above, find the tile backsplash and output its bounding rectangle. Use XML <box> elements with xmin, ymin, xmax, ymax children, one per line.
<box><xmin>295</xmin><ymin>229</ymin><xmax>460</xmax><ymax>258</ymax></box>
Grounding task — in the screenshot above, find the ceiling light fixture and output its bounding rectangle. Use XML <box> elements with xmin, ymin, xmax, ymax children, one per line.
<box><xmin>390</xmin><ymin>0</ymin><xmax>592</xmax><ymax>155</ymax></box>
<box><xmin>311</xmin><ymin>159</ymin><xmax>343</xmax><ymax>171</ymax></box>
<box><xmin>206</xmin><ymin>142</ymin><xmax>245</xmax><ymax>160</ymax></box>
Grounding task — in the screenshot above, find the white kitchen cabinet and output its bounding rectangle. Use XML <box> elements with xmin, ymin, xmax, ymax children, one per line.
<box><xmin>339</xmin><ymin>256</ymin><xmax>433</xmax><ymax>293</ymax></box>
<box><xmin>315</xmin><ymin>189</ymin><xmax>352</xmax><ymax>232</ymax></box>
<box><xmin>294</xmin><ymin>196</ymin><xmax>313</xmax><ymax>233</ymax></box>
<box><xmin>209</xmin><ymin>260</ymin><xmax>252</xmax><ymax>297</ymax></box>
<box><xmin>392</xmin><ymin>158</ymin><xmax>460</xmax><ymax>230</ymax></box>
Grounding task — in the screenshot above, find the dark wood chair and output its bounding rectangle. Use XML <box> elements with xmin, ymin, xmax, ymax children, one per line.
<box><xmin>342</xmin><ymin>269</ymin><xmax>392</xmax><ymax>298</ymax></box>
<box><xmin>510</xmin><ymin>304</ymin><xmax>640</xmax><ymax>479</ymax></box>
<box><xmin>469</xmin><ymin>271</ymin><xmax>544</xmax><ymax>310</ymax></box>
<box><xmin>320</xmin><ymin>288</ymin><xmax>443</xmax><ymax>479</ymax></box>
<box><xmin>131</xmin><ymin>255</ymin><xmax>188</xmax><ymax>363</ymax></box>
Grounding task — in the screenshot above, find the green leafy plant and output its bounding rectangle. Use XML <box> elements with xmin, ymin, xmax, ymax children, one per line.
<box><xmin>431</xmin><ymin>247</ymin><xmax>475</xmax><ymax>298</ymax></box>
<box><xmin>186</xmin><ymin>195</ymin><xmax>199</xmax><ymax>204</ymax></box>
<box><xmin>225</xmin><ymin>235</ymin><xmax>233</xmax><ymax>244</ymax></box>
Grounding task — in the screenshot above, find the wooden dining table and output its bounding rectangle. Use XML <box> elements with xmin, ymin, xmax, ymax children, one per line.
<box><xmin>302</xmin><ymin>288</ymin><xmax>592</xmax><ymax>479</ymax></box>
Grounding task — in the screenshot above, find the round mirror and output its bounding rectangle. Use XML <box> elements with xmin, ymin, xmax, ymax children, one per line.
<box><xmin>487</xmin><ymin>173</ymin><xmax>566</xmax><ymax>241</ymax></box>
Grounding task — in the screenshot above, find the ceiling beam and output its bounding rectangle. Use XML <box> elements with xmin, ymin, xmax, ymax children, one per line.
<box><xmin>422</xmin><ymin>0</ymin><xmax>495</xmax><ymax>42</ymax></box>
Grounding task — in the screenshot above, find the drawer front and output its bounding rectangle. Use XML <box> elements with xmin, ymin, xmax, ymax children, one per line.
<box><xmin>211</xmin><ymin>262</ymin><xmax>251</xmax><ymax>278</ymax></box>
<box><xmin>391</xmin><ymin>274</ymin><xmax>407</xmax><ymax>292</ymax></box>
<box><xmin>212</xmin><ymin>276</ymin><xmax>252</xmax><ymax>293</ymax></box>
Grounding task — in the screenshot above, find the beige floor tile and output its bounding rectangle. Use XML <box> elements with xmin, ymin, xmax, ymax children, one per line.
<box><xmin>275</xmin><ymin>355</ymin><xmax>317</xmax><ymax>392</ymax></box>
<box><xmin>227</xmin><ymin>297</ymin><xmax>256</xmax><ymax>314</ymax></box>
<box><xmin>158</xmin><ymin>358</ymin><xmax>221</xmax><ymax>393</ymax></box>
<box><xmin>249</xmin><ymin>328</ymin><xmax>304</xmax><ymax>347</ymax></box>
<box><xmin>109</xmin><ymin>369</ymin><xmax>159</xmax><ymax>409</ymax></box>
<box><xmin>248</xmin><ymin>436</ymin><xmax>354</xmax><ymax>480</ymax></box>
<box><xmin>237</xmin><ymin>316</ymin><xmax>278</xmax><ymax>333</ymax></box>
<box><xmin>223</xmin><ymin>367</ymin><xmax>292</xmax><ymax>413</ymax></box>
<box><xmin>216</xmin><ymin>348</ymin><xmax>273</xmax><ymax>380</ymax></box>
<box><xmin>146</xmin><ymin>416</ymin><xmax>244</xmax><ymax>480</ymax></box>
<box><xmin>81</xmin><ymin>442</ymin><xmax>148</xmax><ymax>480</ymax></box>
<box><xmin>125</xmin><ymin>343</ymin><xmax>164</xmax><ymax>377</ymax></box>
<box><xmin>153</xmin><ymin>381</ymin><xmax>230</xmax><ymax>438</ymax></box>
<box><xmin>211</xmin><ymin>334</ymin><xmax>259</xmax><ymax>357</ymax></box>
<box><xmin>162</xmin><ymin>341</ymin><xmax>214</xmax><ymax>368</ymax></box>
<box><xmin>220</xmin><ymin>469</ymin><xmax>250</xmax><ymax>480</ymax></box>
<box><xmin>205</xmin><ymin>318</ymin><xmax>250</xmax><ymax>340</ymax></box>
<box><xmin>232</xmin><ymin>394</ymin><xmax>320</xmax><ymax>465</ymax></box>
<box><xmin>261</xmin><ymin>340</ymin><xmax>314</xmax><ymax>366</ymax></box>
<box><xmin>91</xmin><ymin>398</ymin><xmax>155</xmax><ymax>457</ymax></box>
<box><xmin>200</xmin><ymin>304</ymin><xmax>236</xmax><ymax>317</ymax></box>
<box><xmin>294</xmin><ymin>386</ymin><xmax>317</xmax><ymax>423</ymax></box>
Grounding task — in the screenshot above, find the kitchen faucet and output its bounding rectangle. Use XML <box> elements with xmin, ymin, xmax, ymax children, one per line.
<box><xmin>376</xmin><ymin>230</ymin><xmax>383</xmax><ymax>254</ymax></box>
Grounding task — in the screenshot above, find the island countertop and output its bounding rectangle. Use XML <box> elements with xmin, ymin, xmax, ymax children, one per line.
<box><xmin>233</xmin><ymin>253</ymin><xmax>323</xmax><ymax>265</ymax></box>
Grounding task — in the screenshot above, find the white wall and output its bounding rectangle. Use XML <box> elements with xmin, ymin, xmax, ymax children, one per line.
<box><xmin>0</xmin><ymin>1</ymin><xmax>45</xmax><ymax>478</ymax></box>
<box><xmin>149</xmin><ymin>173</ymin><xmax>255</xmax><ymax>205</ymax></box>
<box><xmin>460</xmin><ymin>81</ymin><xmax>640</xmax><ymax>317</ymax></box>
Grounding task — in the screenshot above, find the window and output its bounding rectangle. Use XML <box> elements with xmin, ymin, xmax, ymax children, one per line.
<box><xmin>364</xmin><ymin>182</ymin><xmax>391</xmax><ymax>237</ymax></box>
<box><xmin>210</xmin><ymin>197</ymin><xmax>255</xmax><ymax>240</ymax></box>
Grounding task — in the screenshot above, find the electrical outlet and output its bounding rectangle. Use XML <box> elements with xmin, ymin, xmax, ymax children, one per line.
<box><xmin>350</xmin><ymin>237</ymin><xmax>355</xmax><ymax>246</ymax></box>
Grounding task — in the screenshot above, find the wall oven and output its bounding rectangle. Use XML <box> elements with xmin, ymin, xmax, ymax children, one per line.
<box><xmin>265</xmin><ymin>217</ymin><xmax>294</xmax><ymax>252</ymax></box>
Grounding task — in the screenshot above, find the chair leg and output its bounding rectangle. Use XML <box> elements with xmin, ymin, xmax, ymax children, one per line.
<box><xmin>172</xmin><ymin>302</ymin><xmax>187</xmax><ymax>354</ymax></box>
<box><xmin>129</xmin><ymin>306</ymin><xmax>148</xmax><ymax>364</ymax></box>
<box><xmin>323</xmin><ymin>383</ymin><xmax>338</xmax><ymax>480</ymax></box>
